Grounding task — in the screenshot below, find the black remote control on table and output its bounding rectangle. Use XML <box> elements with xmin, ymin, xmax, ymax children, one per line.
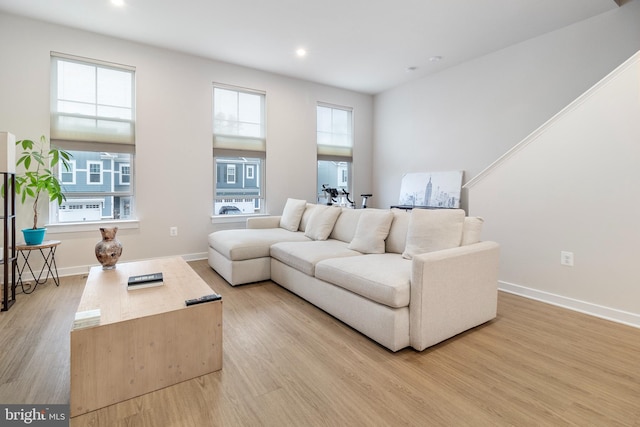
<box><xmin>185</xmin><ymin>293</ymin><xmax>222</xmax><ymax>306</ymax></box>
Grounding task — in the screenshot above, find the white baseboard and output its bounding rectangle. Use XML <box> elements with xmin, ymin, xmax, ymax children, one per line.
<box><xmin>499</xmin><ymin>281</ymin><xmax>640</xmax><ymax>329</ymax></box>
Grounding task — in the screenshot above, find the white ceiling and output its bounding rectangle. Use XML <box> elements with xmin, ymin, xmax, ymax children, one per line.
<box><xmin>0</xmin><ymin>0</ymin><xmax>620</xmax><ymax>94</ymax></box>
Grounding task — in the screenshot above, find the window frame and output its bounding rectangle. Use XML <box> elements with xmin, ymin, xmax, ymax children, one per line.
<box><xmin>316</xmin><ymin>102</ymin><xmax>354</xmax><ymax>204</ymax></box>
<box><xmin>59</xmin><ymin>159</ymin><xmax>77</xmax><ymax>185</ymax></box>
<box><xmin>226</xmin><ymin>164</ymin><xmax>236</xmax><ymax>184</ymax></box>
<box><xmin>49</xmin><ymin>52</ymin><xmax>137</xmax><ymax>227</ymax></box>
<box><xmin>212</xmin><ymin>83</ymin><xmax>266</xmax><ymax>218</ymax></box>
<box><xmin>119</xmin><ymin>164</ymin><xmax>131</xmax><ymax>185</ymax></box>
<box><xmin>87</xmin><ymin>161</ymin><xmax>103</xmax><ymax>185</ymax></box>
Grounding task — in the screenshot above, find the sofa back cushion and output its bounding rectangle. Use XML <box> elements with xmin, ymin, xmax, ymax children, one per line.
<box><xmin>330</xmin><ymin>208</ymin><xmax>362</xmax><ymax>243</ymax></box>
<box><xmin>385</xmin><ymin>208</ymin><xmax>410</xmax><ymax>254</ymax></box>
<box><xmin>304</xmin><ymin>205</ymin><xmax>342</xmax><ymax>240</ymax></box>
<box><xmin>348</xmin><ymin>209</ymin><xmax>394</xmax><ymax>254</ymax></box>
<box><xmin>279</xmin><ymin>198</ymin><xmax>307</xmax><ymax>232</ymax></box>
<box><xmin>401</xmin><ymin>209</ymin><xmax>465</xmax><ymax>259</ymax></box>
<box><xmin>462</xmin><ymin>216</ymin><xmax>484</xmax><ymax>246</ymax></box>
<box><xmin>298</xmin><ymin>204</ymin><xmax>317</xmax><ymax>232</ymax></box>
<box><xmin>285</xmin><ymin>203</ymin><xmax>481</xmax><ymax>252</ymax></box>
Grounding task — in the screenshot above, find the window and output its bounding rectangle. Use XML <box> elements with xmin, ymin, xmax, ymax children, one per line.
<box><xmin>87</xmin><ymin>161</ymin><xmax>103</xmax><ymax>184</ymax></box>
<box><xmin>338</xmin><ymin>165</ymin><xmax>348</xmax><ymax>187</ymax></box>
<box><xmin>50</xmin><ymin>52</ymin><xmax>135</xmax><ymax>223</ymax></box>
<box><xmin>120</xmin><ymin>164</ymin><xmax>130</xmax><ymax>185</ymax></box>
<box><xmin>59</xmin><ymin>159</ymin><xmax>76</xmax><ymax>184</ymax></box>
<box><xmin>213</xmin><ymin>84</ymin><xmax>265</xmax><ymax>215</ymax></box>
<box><xmin>226</xmin><ymin>164</ymin><xmax>236</xmax><ymax>184</ymax></box>
<box><xmin>317</xmin><ymin>103</ymin><xmax>353</xmax><ymax>205</ymax></box>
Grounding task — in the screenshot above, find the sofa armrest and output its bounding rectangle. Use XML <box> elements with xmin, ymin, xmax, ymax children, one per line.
<box><xmin>409</xmin><ymin>241</ymin><xmax>500</xmax><ymax>351</ymax></box>
<box><xmin>246</xmin><ymin>216</ymin><xmax>282</xmax><ymax>229</ymax></box>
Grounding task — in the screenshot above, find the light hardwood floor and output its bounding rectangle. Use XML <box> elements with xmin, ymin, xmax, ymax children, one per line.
<box><xmin>1</xmin><ymin>260</ymin><xmax>639</xmax><ymax>426</ymax></box>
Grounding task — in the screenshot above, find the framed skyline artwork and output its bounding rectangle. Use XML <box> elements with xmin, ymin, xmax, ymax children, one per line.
<box><xmin>398</xmin><ymin>171</ymin><xmax>463</xmax><ymax>208</ymax></box>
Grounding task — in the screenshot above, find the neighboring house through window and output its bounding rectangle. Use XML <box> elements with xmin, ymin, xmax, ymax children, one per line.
<box><xmin>213</xmin><ymin>84</ymin><xmax>265</xmax><ymax>215</ymax></box>
<box><xmin>50</xmin><ymin>52</ymin><xmax>136</xmax><ymax>223</ymax></box>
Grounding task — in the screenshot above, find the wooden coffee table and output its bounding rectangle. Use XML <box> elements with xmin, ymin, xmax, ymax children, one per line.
<box><xmin>70</xmin><ymin>257</ymin><xmax>222</xmax><ymax>417</ymax></box>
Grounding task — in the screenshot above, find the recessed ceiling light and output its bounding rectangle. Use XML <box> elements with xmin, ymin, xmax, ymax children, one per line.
<box><xmin>429</xmin><ymin>56</ymin><xmax>443</xmax><ymax>62</ymax></box>
<box><xmin>111</xmin><ymin>0</ymin><xmax>125</xmax><ymax>7</ymax></box>
<box><xmin>296</xmin><ymin>48</ymin><xmax>307</xmax><ymax>58</ymax></box>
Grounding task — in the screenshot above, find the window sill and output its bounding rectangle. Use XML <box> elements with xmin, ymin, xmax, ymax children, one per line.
<box><xmin>44</xmin><ymin>219</ymin><xmax>140</xmax><ymax>234</ymax></box>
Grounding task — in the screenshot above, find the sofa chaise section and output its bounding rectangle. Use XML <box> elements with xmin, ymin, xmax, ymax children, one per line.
<box><xmin>208</xmin><ymin>215</ymin><xmax>311</xmax><ymax>285</ymax></box>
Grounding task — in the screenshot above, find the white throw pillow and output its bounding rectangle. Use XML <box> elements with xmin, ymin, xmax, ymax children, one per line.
<box><xmin>402</xmin><ymin>209</ymin><xmax>465</xmax><ymax>259</ymax></box>
<box><xmin>279</xmin><ymin>198</ymin><xmax>307</xmax><ymax>232</ymax></box>
<box><xmin>304</xmin><ymin>205</ymin><xmax>342</xmax><ymax>240</ymax></box>
<box><xmin>348</xmin><ymin>210</ymin><xmax>394</xmax><ymax>254</ymax></box>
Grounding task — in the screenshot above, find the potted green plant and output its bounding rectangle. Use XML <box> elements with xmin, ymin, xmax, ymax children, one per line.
<box><xmin>14</xmin><ymin>135</ymin><xmax>72</xmax><ymax>245</ymax></box>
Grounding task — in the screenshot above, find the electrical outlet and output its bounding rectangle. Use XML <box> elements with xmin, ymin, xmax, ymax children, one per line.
<box><xmin>560</xmin><ymin>251</ymin><xmax>574</xmax><ymax>266</ymax></box>
<box><xmin>169</xmin><ymin>226</ymin><xmax>178</xmax><ymax>237</ymax></box>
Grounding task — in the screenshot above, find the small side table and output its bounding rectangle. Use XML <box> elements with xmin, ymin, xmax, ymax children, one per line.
<box><xmin>15</xmin><ymin>240</ymin><xmax>61</xmax><ymax>294</ymax></box>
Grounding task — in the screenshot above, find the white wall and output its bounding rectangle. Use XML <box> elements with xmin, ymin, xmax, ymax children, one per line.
<box><xmin>373</xmin><ymin>0</ymin><xmax>640</xmax><ymax>325</ymax></box>
<box><xmin>0</xmin><ymin>13</ymin><xmax>373</xmax><ymax>275</ymax></box>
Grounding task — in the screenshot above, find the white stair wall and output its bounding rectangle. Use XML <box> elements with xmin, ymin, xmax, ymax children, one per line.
<box><xmin>465</xmin><ymin>51</ymin><xmax>640</xmax><ymax>327</ymax></box>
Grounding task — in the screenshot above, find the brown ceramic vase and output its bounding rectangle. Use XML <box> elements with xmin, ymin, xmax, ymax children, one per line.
<box><xmin>95</xmin><ymin>227</ymin><xmax>123</xmax><ymax>270</ymax></box>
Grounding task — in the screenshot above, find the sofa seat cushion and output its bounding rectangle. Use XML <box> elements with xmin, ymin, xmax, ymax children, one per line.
<box><xmin>315</xmin><ymin>254</ymin><xmax>411</xmax><ymax>309</ymax></box>
<box><xmin>209</xmin><ymin>229</ymin><xmax>311</xmax><ymax>261</ymax></box>
<box><xmin>270</xmin><ymin>240</ymin><xmax>361</xmax><ymax>276</ymax></box>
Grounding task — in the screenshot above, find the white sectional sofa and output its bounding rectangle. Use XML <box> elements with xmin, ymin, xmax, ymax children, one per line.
<box><xmin>208</xmin><ymin>198</ymin><xmax>500</xmax><ymax>352</ymax></box>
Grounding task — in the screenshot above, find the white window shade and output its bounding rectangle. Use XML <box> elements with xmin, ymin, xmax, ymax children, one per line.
<box><xmin>213</xmin><ymin>85</ymin><xmax>265</xmax><ymax>152</ymax></box>
<box><xmin>317</xmin><ymin>144</ymin><xmax>352</xmax><ymax>158</ymax></box>
<box><xmin>50</xmin><ymin>53</ymin><xmax>135</xmax><ymax>147</ymax></box>
<box><xmin>213</xmin><ymin>135</ymin><xmax>266</xmax><ymax>152</ymax></box>
<box><xmin>317</xmin><ymin>104</ymin><xmax>353</xmax><ymax>160</ymax></box>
